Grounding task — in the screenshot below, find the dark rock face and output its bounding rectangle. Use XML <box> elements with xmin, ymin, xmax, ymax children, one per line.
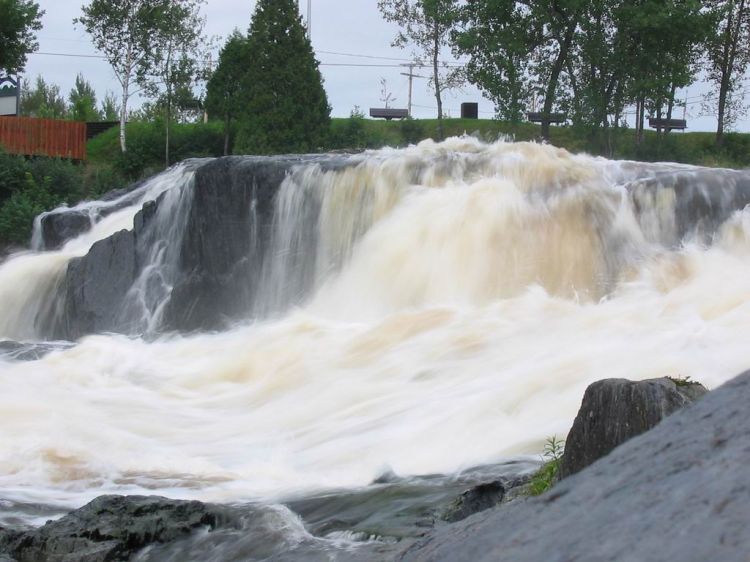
<box><xmin>560</xmin><ymin>377</ymin><xmax>707</xmax><ymax>478</ymax></box>
<box><xmin>160</xmin><ymin>157</ymin><xmax>292</xmax><ymax>332</ymax></box>
<box><xmin>399</xmin><ymin>371</ymin><xmax>750</xmax><ymax>562</ymax></box>
<box><xmin>440</xmin><ymin>481</ymin><xmax>505</xmax><ymax>523</ymax></box>
<box><xmin>628</xmin><ymin>168</ymin><xmax>750</xmax><ymax>246</ymax></box>
<box><xmin>39</xmin><ymin>210</ymin><xmax>92</xmax><ymax>251</ymax></box>
<box><xmin>0</xmin><ymin>495</ymin><xmax>239</xmax><ymax>562</ymax></box>
<box><xmin>58</xmin><ymin>229</ymin><xmax>137</xmax><ymax>339</ymax></box>
<box><xmin>44</xmin><ymin>155</ymin><xmax>353</xmax><ymax>339</ymax></box>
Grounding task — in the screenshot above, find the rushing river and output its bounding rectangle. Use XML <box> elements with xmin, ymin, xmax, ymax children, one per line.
<box><xmin>1</xmin><ymin>138</ymin><xmax>750</xmax><ymax>525</ymax></box>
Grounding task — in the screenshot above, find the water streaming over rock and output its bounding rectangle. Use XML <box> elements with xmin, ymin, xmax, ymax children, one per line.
<box><xmin>1</xmin><ymin>138</ymin><xmax>750</xmax><ymax>537</ymax></box>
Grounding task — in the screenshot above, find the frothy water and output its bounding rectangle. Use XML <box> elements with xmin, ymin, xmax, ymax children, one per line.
<box><xmin>1</xmin><ymin>138</ymin><xmax>750</xmax><ymax>518</ymax></box>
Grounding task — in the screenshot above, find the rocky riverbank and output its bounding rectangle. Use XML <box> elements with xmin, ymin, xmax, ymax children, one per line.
<box><xmin>0</xmin><ymin>372</ymin><xmax>730</xmax><ymax>561</ymax></box>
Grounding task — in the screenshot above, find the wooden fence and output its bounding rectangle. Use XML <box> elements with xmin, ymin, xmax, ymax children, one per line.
<box><xmin>0</xmin><ymin>117</ymin><xmax>87</xmax><ymax>160</ymax></box>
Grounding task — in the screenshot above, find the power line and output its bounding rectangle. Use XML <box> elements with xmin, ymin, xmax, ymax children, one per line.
<box><xmin>318</xmin><ymin>49</ymin><xmax>411</xmax><ymax>62</ymax></box>
<box><xmin>28</xmin><ymin>50</ymin><xmax>468</xmax><ymax>68</ymax></box>
<box><xmin>34</xmin><ymin>51</ymin><xmax>107</xmax><ymax>59</ymax></box>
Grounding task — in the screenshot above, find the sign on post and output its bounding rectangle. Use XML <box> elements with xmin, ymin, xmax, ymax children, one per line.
<box><xmin>0</xmin><ymin>75</ymin><xmax>20</xmax><ymax>116</ymax></box>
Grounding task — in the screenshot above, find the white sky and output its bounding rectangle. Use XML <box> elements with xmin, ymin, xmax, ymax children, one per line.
<box><xmin>21</xmin><ymin>0</ymin><xmax>737</xmax><ymax>133</ymax></box>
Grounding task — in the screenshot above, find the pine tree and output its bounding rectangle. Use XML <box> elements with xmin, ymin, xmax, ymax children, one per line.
<box><xmin>234</xmin><ymin>0</ymin><xmax>330</xmax><ymax>155</ymax></box>
<box><xmin>205</xmin><ymin>30</ymin><xmax>249</xmax><ymax>155</ymax></box>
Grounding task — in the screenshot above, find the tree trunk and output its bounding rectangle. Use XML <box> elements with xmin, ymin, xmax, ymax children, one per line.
<box><xmin>165</xmin><ymin>100</ymin><xmax>170</xmax><ymax>168</ymax></box>
<box><xmin>636</xmin><ymin>93</ymin><xmax>646</xmax><ymax>145</ymax></box>
<box><xmin>165</xmin><ymin>46</ymin><xmax>173</xmax><ymax>168</ymax></box>
<box><xmin>635</xmin><ymin>97</ymin><xmax>641</xmax><ymax>146</ymax></box>
<box><xmin>716</xmin><ymin>0</ymin><xmax>745</xmax><ymax>147</ymax></box>
<box><xmin>541</xmin><ymin>24</ymin><xmax>575</xmax><ymax>141</ymax></box>
<box><xmin>432</xmin><ymin>19</ymin><xmax>443</xmax><ymax>141</ymax></box>
<box><xmin>224</xmin><ymin>113</ymin><xmax>230</xmax><ymax>156</ymax></box>
<box><xmin>665</xmin><ymin>81</ymin><xmax>676</xmax><ymax>135</ymax></box>
<box><xmin>119</xmin><ymin>79</ymin><xmax>129</xmax><ymax>153</ymax></box>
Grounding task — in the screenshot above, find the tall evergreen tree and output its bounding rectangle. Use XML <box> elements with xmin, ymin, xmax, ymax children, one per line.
<box><xmin>205</xmin><ymin>30</ymin><xmax>248</xmax><ymax>155</ymax></box>
<box><xmin>234</xmin><ymin>0</ymin><xmax>330</xmax><ymax>155</ymax></box>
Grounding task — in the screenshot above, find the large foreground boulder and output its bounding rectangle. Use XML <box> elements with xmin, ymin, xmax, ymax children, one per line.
<box><xmin>560</xmin><ymin>376</ymin><xmax>707</xmax><ymax>477</ymax></box>
<box><xmin>0</xmin><ymin>495</ymin><xmax>239</xmax><ymax>562</ymax></box>
<box><xmin>399</xmin><ymin>370</ymin><xmax>750</xmax><ymax>562</ymax></box>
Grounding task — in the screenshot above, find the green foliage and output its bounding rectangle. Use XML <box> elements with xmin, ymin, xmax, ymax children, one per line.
<box><xmin>234</xmin><ymin>0</ymin><xmax>330</xmax><ymax>155</ymax></box>
<box><xmin>0</xmin><ymin>173</ymin><xmax>53</xmax><ymax>245</ymax></box>
<box><xmin>76</xmin><ymin>0</ymin><xmax>202</xmax><ymax>152</ymax></box>
<box><xmin>378</xmin><ymin>0</ymin><xmax>463</xmax><ymax>133</ymax></box>
<box><xmin>399</xmin><ymin>118</ymin><xmax>425</xmax><ymax>145</ymax></box>
<box><xmin>0</xmin><ymin>0</ymin><xmax>43</xmax><ymax>73</ymax></box>
<box><xmin>88</xmin><ymin>120</ymin><xmax>224</xmax><ymax>180</ymax></box>
<box><xmin>100</xmin><ymin>91</ymin><xmax>119</xmax><ymax>121</ymax></box>
<box><xmin>668</xmin><ymin>375</ymin><xmax>701</xmax><ymax>388</ymax></box>
<box><xmin>452</xmin><ymin>2</ymin><xmax>534</xmax><ymax>124</ymax></box>
<box><xmin>69</xmin><ymin>73</ymin><xmax>101</xmax><ymax>122</ymax></box>
<box><xmin>0</xmin><ymin>158</ymin><xmax>81</xmax><ymax>247</ymax></box>
<box><xmin>20</xmin><ymin>75</ymin><xmax>68</xmax><ymax>119</ymax></box>
<box><xmin>0</xmin><ymin>149</ymin><xmax>29</xmax><ymax>203</ymax></box>
<box><xmin>142</xmin><ymin>0</ymin><xmax>210</xmax><ymax>166</ymax></box>
<box><xmin>205</xmin><ymin>30</ymin><xmax>248</xmax><ymax>155</ymax></box>
<box><xmin>528</xmin><ymin>435</ymin><xmax>565</xmax><ymax>496</ymax></box>
<box><xmin>703</xmin><ymin>0</ymin><xmax>750</xmax><ymax>144</ymax></box>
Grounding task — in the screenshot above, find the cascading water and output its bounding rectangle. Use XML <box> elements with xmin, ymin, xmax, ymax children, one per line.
<box><xmin>0</xmin><ymin>163</ymin><xmax>198</xmax><ymax>340</ymax></box>
<box><xmin>2</xmin><ymin>138</ymin><xmax>750</xmax><ymax>536</ymax></box>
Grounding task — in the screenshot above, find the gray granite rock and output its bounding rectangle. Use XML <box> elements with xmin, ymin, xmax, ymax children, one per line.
<box><xmin>0</xmin><ymin>495</ymin><xmax>240</xmax><ymax>562</ymax></box>
<box><xmin>560</xmin><ymin>376</ymin><xmax>708</xmax><ymax>477</ymax></box>
<box><xmin>399</xmin><ymin>371</ymin><xmax>750</xmax><ymax>562</ymax></box>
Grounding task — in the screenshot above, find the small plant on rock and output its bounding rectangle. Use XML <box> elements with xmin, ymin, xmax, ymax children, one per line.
<box><xmin>668</xmin><ymin>374</ymin><xmax>699</xmax><ymax>387</ymax></box>
<box><xmin>529</xmin><ymin>435</ymin><xmax>565</xmax><ymax>496</ymax></box>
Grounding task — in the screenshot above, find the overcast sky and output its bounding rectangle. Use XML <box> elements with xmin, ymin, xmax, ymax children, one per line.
<box><xmin>21</xmin><ymin>0</ymin><xmax>735</xmax><ymax>133</ymax></box>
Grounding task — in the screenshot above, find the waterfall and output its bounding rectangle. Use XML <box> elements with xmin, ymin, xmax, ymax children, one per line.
<box><xmin>1</xmin><ymin>138</ymin><xmax>750</xmax><ymax>515</ymax></box>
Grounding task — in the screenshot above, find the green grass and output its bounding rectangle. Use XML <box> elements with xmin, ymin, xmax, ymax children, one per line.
<box><xmin>86</xmin><ymin>118</ymin><xmax>750</xmax><ymax>174</ymax></box>
<box><xmin>528</xmin><ymin>435</ymin><xmax>565</xmax><ymax>496</ymax></box>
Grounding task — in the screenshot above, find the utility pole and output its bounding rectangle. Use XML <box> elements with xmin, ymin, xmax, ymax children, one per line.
<box><xmin>298</xmin><ymin>0</ymin><xmax>311</xmax><ymax>39</ymax></box>
<box><xmin>307</xmin><ymin>0</ymin><xmax>312</xmax><ymax>39</ymax></box>
<box><xmin>400</xmin><ymin>63</ymin><xmax>426</xmax><ymax>118</ymax></box>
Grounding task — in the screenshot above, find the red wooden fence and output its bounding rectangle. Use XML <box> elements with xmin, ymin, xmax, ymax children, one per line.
<box><xmin>0</xmin><ymin>117</ymin><xmax>87</xmax><ymax>160</ymax></box>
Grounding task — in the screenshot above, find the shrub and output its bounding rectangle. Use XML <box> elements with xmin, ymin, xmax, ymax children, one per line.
<box><xmin>0</xmin><ymin>149</ymin><xmax>29</xmax><ymax>203</ymax></box>
<box><xmin>0</xmin><ymin>172</ymin><xmax>57</xmax><ymax>246</ymax></box>
<box><xmin>400</xmin><ymin>118</ymin><xmax>425</xmax><ymax>145</ymax></box>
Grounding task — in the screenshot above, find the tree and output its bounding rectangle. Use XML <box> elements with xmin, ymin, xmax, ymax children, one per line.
<box><xmin>143</xmin><ymin>0</ymin><xmax>209</xmax><ymax>167</ymax></box>
<box><xmin>567</xmin><ymin>0</ymin><xmax>631</xmax><ymax>152</ymax></box>
<box><xmin>704</xmin><ymin>0</ymin><xmax>750</xmax><ymax>146</ymax></box>
<box><xmin>75</xmin><ymin>0</ymin><xmax>172</xmax><ymax>153</ymax></box>
<box><xmin>378</xmin><ymin>0</ymin><xmax>461</xmax><ymax>140</ymax></box>
<box><xmin>100</xmin><ymin>91</ymin><xmax>119</xmax><ymax>121</ymax></box>
<box><xmin>205</xmin><ymin>30</ymin><xmax>249</xmax><ymax>155</ymax></box>
<box><xmin>234</xmin><ymin>0</ymin><xmax>330</xmax><ymax>155</ymax></box>
<box><xmin>616</xmin><ymin>0</ymin><xmax>708</xmax><ymax>144</ymax></box>
<box><xmin>20</xmin><ymin>75</ymin><xmax>67</xmax><ymax>118</ymax></box>
<box><xmin>69</xmin><ymin>73</ymin><xmax>101</xmax><ymax>121</ymax></box>
<box><xmin>453</xmin><ymin>1</ymin><xmax>534</xmax><ymax>125</ymax></box>
<box><xmin>0</xmin><ymin>0</ymin><xmax>43</xmax><ymax>73</ymax></box>
<box><xmin>529</xmin><ymin>1</ymin><xmax>586</xmax><ymax>140</ymax></box>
